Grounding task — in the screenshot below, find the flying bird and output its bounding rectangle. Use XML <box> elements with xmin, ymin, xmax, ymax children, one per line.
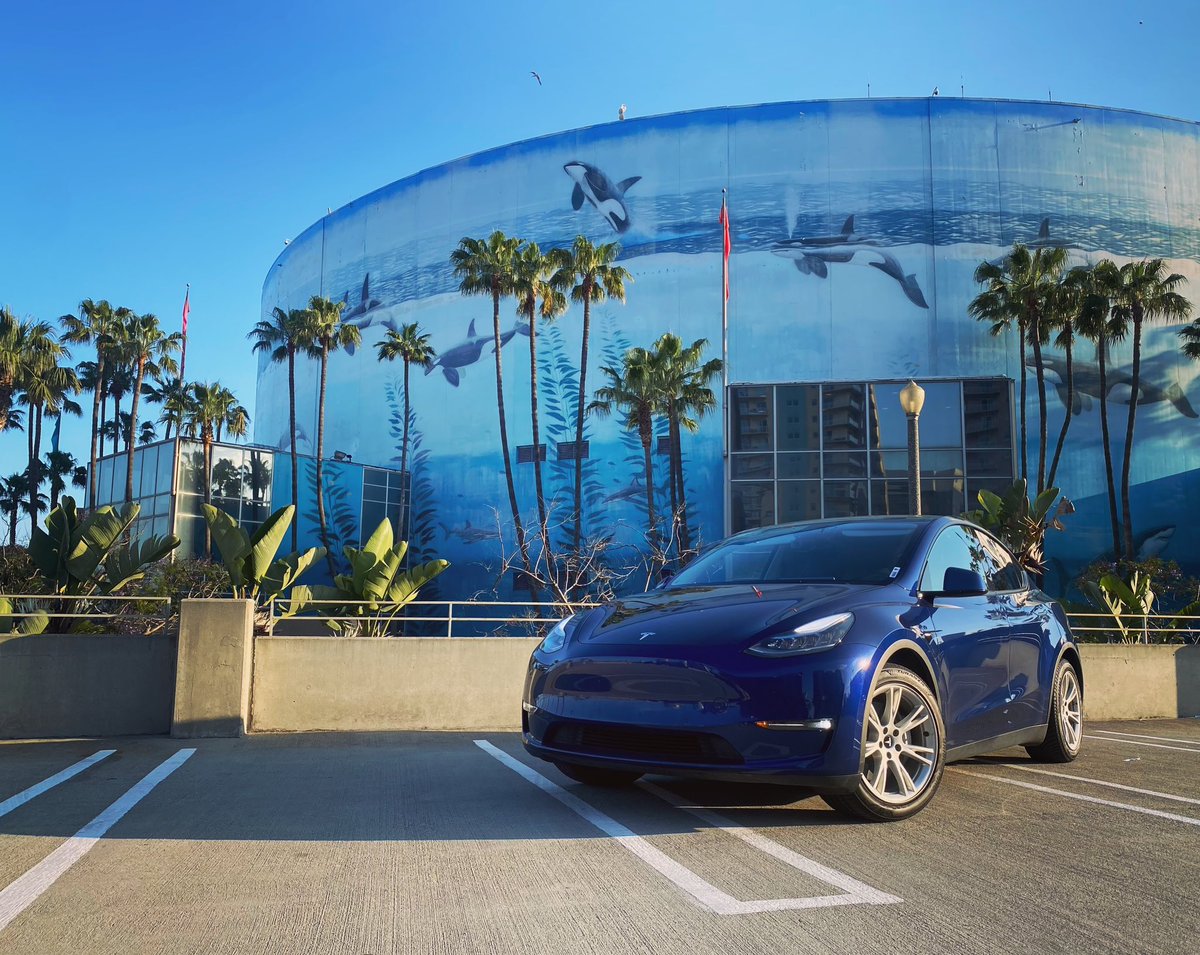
<box><xmin>531</xmin><ymin>70</ymin><xmax>542</xmax><ymax>85</ymax></box>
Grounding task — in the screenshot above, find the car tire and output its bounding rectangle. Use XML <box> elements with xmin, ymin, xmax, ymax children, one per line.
<box><xmin>823</xmin><ymin>665</ymin><xmax>946</xmax><ymax>822</ymax></box>
<box><xmin>555</xmin><ymin>762</ymin><xmax>644</xmax><ymax>787</ymax></box>
<box><xmin>1025</xmin><ymin>658</ymin><xmax>1083</xmax><ymax>763</ymax></box>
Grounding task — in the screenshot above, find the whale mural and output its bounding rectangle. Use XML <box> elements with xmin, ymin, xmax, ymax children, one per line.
<box><xmin>564</xmin><ymin>161</ymin><xmax>640</xmax><ymax>233</ymax></box>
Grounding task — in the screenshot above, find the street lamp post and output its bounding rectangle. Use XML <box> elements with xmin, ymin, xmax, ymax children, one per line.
<box><xmin>899</xmin><ymin>380</ymin><xmax>926</xmax><ymax>516</ymax></box>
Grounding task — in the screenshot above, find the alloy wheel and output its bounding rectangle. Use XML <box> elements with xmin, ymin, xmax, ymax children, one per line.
<box><xmin>1058</xmin><ymin>665</ymin><xmax>1083</xmax><ymax>753</ymax></box>
<box><xmin>862</xmin><ymin>681</ymin><xmax>939</xmax><ymax>805</ymax></box>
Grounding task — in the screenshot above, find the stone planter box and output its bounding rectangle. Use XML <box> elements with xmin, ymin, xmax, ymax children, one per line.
<box><xmin>1078</xmin><ymin>643</ymin><xmax>1200</xmax><ymax>720</ymax></box>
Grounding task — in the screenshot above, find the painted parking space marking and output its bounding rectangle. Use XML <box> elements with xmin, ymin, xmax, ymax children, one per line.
<box><xmin>475</xmin><ymin>740</ymin><xmax>899</xmax><ymax>914</ymax></box>
<box><xmin>0</xmin><ymin>750</ymin><xmax>115</xmax><ymax>819</ymax></box>
<box><xmin>998</xmin><ymin>764</ymin><xmax>1200</xmax><ymax>806</ymax></box>
<box><xmin>954</xmin><ymin>768</ymin><xmax>1200</xmax><ymax>827</ymax></box>
<box><xmin>1086</xmin><ymin>735</ymin><xmax>1200</xmax><ymax>754</ymax></box>
<box><xmin>0</xmin><ymin>748</ymin><xmax>195</xmax><ymax>934</ymax></box>
<box><xmin>1091</xmin><ymin>729</ymin><xmax>1200</xmax><ymax>748</ymax></box>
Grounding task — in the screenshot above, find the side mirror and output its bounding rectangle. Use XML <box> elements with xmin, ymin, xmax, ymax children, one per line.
<box><xmin>935</xmin><ymin>567</ymin><xmax>988</xmax><ymax>598</ymax></box>
<box><xmin>658</xmin><ymin>567</ymin><xmax>676</xmax><ymax>587</ymax></box>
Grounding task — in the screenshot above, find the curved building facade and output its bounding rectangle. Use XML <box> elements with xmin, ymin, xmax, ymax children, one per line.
<box><xmin>257</xmin><ymin>97</ymin><xmax>1200</xmax><ymax>597</ymax></box>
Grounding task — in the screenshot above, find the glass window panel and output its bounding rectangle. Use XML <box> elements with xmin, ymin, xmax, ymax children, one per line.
<box><xmin>177</xmin><ymin>516</ymin><xmax>205</xmax><ymax>559</ymax></box>
<box><xmin>243</xmin><ymin>501</ymin><xmax>270</xmax><ymax>524</ymax></box>
<box><xmin>731</xmin><ymin>387</ymin><xmax>773</xmax><ymax>452</ymax></box>
<box><xmin>821</xmin><ymin>383</ymin><xmax>867</xmax><ymax>449</ymax></box>
<box><xmin>964</xmin><ymin>379</ymin><xmax>1012</xmax><ymax>448</ymax></box>
<box><xmin>361</xmin><ymin>501</ymin><xmax>386</xmax><ymax>542</ymax></box>
<box><xmin>730</xmin><ymin>482</ymin><xmax>775</xmax><ymax>533</ymax></box>
<box><xmin>777</xmin><ymin>481</ymin><xmax>821</xmax><ymax>523</ymax></box>
<box><xmin>731</xmin><ymin>453</ymin><xmax>774</xmax><ymax>480</ymax></box>
<box><xmin>136</xmin><ymin>446</ymin><xmax>155</xmax><ymax>497</ymax></box>
<box><xmin>966</xmin><ymin>479</ymin><xmax>1014</xmax><ymax>507</ymax></box>
<box><xmin>870</xmin><ymin>479</ymin><xmax>910</xmax><ymax>516</ymax></box>
<box><xmin>867</xmin><ymin>383</ymin><xmax>908</xmax><ymax>450</ymax></box>
<box><xmin>914</xmin><ymin>382</ymin><xmax>963</xmax><ymax>448</ymax></box>
<box><xmin>245</xmin><ymin>451</ymin><xmax>273</xmax><ymax>505</ymax></box>
<box><xmin>920</xmin><ymin>525</ymin><xmax>986</xmax><ymax>592</ymax></box>
<box><xmin>969</xmin><ymin>529</ymin><xmax>1026</xmax><ymax>591</ymax></box>
<box><xmin>363</xmin><ymin>484</ymin><xmax>387</xmax><ymax>503</ymax></box>
<box><xmin>966</xmin><ymin>450</ymin><xmax>1013</xmax><ymax>478</ymax></box>
<box><xmin>176</xmin><ymin>493</ymin><xmax>201</xmax><ymax>517</ymax></box>
<box><xmin>96</xmin><ymin>457</ymin><xmax>112</xmax><ymax>504</ymax></box>
<box><xmin>777</xmin><ymin>453</ymin><xmax>819</xmax><ymax>479</ymax></box>
<box><xmin>823</xmin><ymin>480</ymin><xmax>868</xmax><ymax>518</ymax></box>
<box><xmin>823</xmin><ymin>451</ymin><xmax>868</xmax><ymax>479</ymax></box>
<box><xmin>871</xmin><ymin>450</ymin><xmax>908</xmax><ymax>478</ymax></box>
<box><xmin>387</xmin><ymin>487</ymin><xmax>403</xmax><ymax>505</ymax></box>
<box><xmin>178</xmin><ymin>446</ymin><xmax>205</xmax><ymax>495</ymax></box>
<box><xmin>776</xmin><ymin>385</ymin><xmax>820</xmax><ymax>451</ymax></box>
<box><xmin>210</xmin><ymin>447</ymin><xmax>244</xmax><ymax>499</ymax></box>
<box><xmin>921</xmin><ymin>476</ymin><xmax>965</xmax><ymax>517</ymax></box>
<box><xmin>157</xmin><ymin>442</ymin><xmax>174</xmax><ymax>494</ymax></box>
<box><xmin>921</xmin><ymin>450</ymin><xmax>964</xmax><ymax>478</ymax></box>
<box><xmin>212</xmin><ymin>498</ymin><xmax>241</xmax><ymax>522</ymax></box>
<box><xmin>364</xmin><ymin>467</ymin><xmax>388</xmax><ymax>488</ymax></box>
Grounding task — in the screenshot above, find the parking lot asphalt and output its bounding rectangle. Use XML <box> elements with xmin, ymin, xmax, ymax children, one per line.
<box><xmin>0</xmin><ymin>720</ymin><xmax>1197</xmax><ymax>955</ymax></box>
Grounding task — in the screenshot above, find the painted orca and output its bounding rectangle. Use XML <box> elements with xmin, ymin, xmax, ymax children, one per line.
<box><xmin>342</xmin><ymin>273</ymin><xmax>382</xmax><ymax>321</ymax></box>
<box><xmin>563</xmin><ymin>161</ymin><xmax>641</xmax><ymax>233</ymax></box>
<box><xmin>426</xmin><ymin>319</ymin><xmax>489</xmax><ymax>387</ymax></box>
<box><xmin>795</xmin><ymin>215</ymin><xmax>873</xmax><ymax>248</ymax></box>
<box><xmin>988</xmin><ymin>218</ymin><xmax>1088</xmax><ymax>266</ymax></box>
<box><xmin>275</xmin><ymin>423</ymin><xmax>311</xmax><ymax>452</ymax></box>
<box><xmin>771</xmin><ymin>233</ymin><xmax>929</xmax><ymax>309</ymax></box>
<box><xmin>1032</xmin><ymin>353</ymin><xmax>1198</xmax><ymax>418</ymax></box>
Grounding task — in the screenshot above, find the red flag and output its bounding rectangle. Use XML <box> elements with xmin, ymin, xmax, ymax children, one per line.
<box><xmin>181</xmin><ymin>286</ymin><xmax>190</xmax><ymax>336</ymax></box>
<box><xmin>718</xmin><ymin>197</ymin><xmax>730</xmax><ymax>301</ymax></box>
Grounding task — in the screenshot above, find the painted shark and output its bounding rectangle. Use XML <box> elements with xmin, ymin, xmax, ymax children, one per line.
<box><xmin>426</xmin><ymin>320</ymin><xmax>530</xmax><ymax>387</ymax></box>
<box><xmin>440</xmin><ymin>519</ymin><xmax>496</xmax><ymax>545</ymax></box>
<box><xmin>603</xmin><ymin>476</ymin><xmax>646</xmax><ymax>505</ymax></box>
<box><xmin>564</xmin><ymin>161</ymin><xmax>641</xmax><ymax>233</ymax></box>
<box><xmin>1033</xmin><ymin>353</ymin><xmax>1198</xmax><ymax>418</ymax></box>
<box><xmin>772</xmin><ymin>217</ymin><xmax>929</xmax><ymax>308</ymax></box>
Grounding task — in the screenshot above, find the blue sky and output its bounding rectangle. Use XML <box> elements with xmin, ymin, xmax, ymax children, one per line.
<box><xmin>2</xmin><ymin>0</ymin><xmax>1197</xmax><ymax>479</ymax></box>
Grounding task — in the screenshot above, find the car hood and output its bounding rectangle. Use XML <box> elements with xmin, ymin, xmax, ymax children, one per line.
<box><xmin>574</xmin><ymin>583</ymin><xmax>880</xmax><ymax>648</ymax></box>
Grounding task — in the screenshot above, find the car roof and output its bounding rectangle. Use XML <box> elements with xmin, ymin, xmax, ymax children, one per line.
<box><xmin>726</xmin><ymin>515</ymin><xmax>943</xmax><ymax>545</ymax></box>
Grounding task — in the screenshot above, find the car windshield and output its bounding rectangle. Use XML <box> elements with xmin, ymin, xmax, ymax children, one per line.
<box><xmin>669</xmin><ymin>521</ymin><xmax>925</xmax><ymax>587</ymax></box>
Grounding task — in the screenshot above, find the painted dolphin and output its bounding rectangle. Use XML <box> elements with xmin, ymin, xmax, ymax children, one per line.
<box><xmin>564</xmin><ymin>161</ymin><xmax>641</xmax><ymax>233</ymax></box>
<box><xmin>771</xmin><ymin>238</ymin><xmax>929</xmax><ymax>309</ymax></box>
<box><xmin>440</xmin><ymin>519</ymin><xmax>496</xmax><ymax>545</ymax></box>
<box><xmin>1032</xmin><ymin>353</ymin><xmax>1198</xmax><ymax>418</ymax></box>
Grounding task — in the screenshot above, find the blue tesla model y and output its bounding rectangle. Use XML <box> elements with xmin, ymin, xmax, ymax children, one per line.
<box><xmin>522</xmin><ymin>516</ymin><xmax>1083</xmax><ymax>821</ymax></box>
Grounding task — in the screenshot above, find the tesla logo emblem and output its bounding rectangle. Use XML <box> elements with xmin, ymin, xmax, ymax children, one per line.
<box><xmin>639</xmin><ymin>632</ymin><xmax>655</xmax><ymax>640</ymax></box>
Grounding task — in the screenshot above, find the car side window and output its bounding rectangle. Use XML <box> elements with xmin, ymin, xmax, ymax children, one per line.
<box><xmin>970</xmin><ymin>529</ymin><xmax>1026</xmax><ymax>592</ymax></box>
<box><xmin>919</xmin><ymin>526</ymin><xmax>990</xmax><ymax>593</ymax></box>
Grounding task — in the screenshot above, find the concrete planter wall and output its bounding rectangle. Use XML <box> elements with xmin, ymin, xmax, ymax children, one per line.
<box><xmin>0</xmin><ymin>632</ymin><xmax>176</xmax><ymax>739</ymax></box>
<box><xmin>250</xmin><ymin>636</ymin><xmax>541</xmax><ymax>732</ymax></box>
<box><xmin>1077</xmin><ymin>643</ymin><xmax>1200</xmax><ymax>721</ymax></box>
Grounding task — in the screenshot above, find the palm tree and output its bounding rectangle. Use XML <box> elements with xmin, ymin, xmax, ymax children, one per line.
<box><xmin>0</xmin><ymin>473</ymin><xmax>28</xmax><ymax>546</ymax></box>
<box><xmin>1</xmin><ymin>310</ymin><xmax>64</xmax><ymax>434</ymax></box>
<box><xmin>590</xmin><ymin>347</ymin><xmax>662</xmax><ymax>550</ymax></box>
<box><xmin>61</xmin><ymin>299</ymin><xmax>127</xmax><ymax>506</ymax></box>
<box><xmin>1099</xmin><ymin>259</ymin><xmax>1192</xmax><ymax>557</ymax></box>
<box><xmin>1181</xmin><ymin>318</ymin><xmax>1200</xmax><ymax>361</ymax></box>
<box><xmin>118</xmin><ymin>313</ymin><xmax>181</xmax><ymax>502</ymax></box>
<box><xmin>185</xmin><ymin>381</ymin><xmax>243</xmax><ymax>557</ymax></box>
<box><xmin>104</xmin><ymin>361</ymin><xmax>134</xmax><ymax>455</ymax></box>
<box><xmin>142</xmin><ymin>376</ymin><xmax>193</xmax><ymax>440</ymax></box>
<box><xmin>650</xmin><ymin>334</ymin><xmax>722</xmax><ymax>556</ymax></box>
<box><xmin>376</xmin><ymin>322</ymin><xmax>435</xmax><ymax>536</ymax></box>
<box><xmin>550</xmin><ymin>237</ymin><xmax>630</xmax><ymax>550</ymax></box>
<box><xmin>43</xmin><ymin>450</ymin><xmax>86</xmax><ymax>510</ymax></box>
<box><xmin>450</xmin><ymin>231</ymin><xmax>533</xmax><ymax>575</ymax></box>
<box><xmin>1044</xmin><ymin>267</ymin><xmax>1090</xmax><ymax>491</ymax></box>
<box><xmin>970</xmin><ymin>244</ymin><xmax>1069</xmax><ymax>493</ymax></box>
<box><xmin>16</xmin><ymin>328</ymin><xmax>76</xmax><ymax>521</ymax></box>
<box><xmin>249</xmin><ymin>306</ymin><xmax>308</xmax><ymax>549</ymax></box>
<box><xmin>303</xmin><ymin>296</ymin><xmax>360</xmax><ymax>574</ymax></box>
<box><xmin>513</xmin><ymin>241</ymin><xmax>567</xmax><ymax>548</ymax></box>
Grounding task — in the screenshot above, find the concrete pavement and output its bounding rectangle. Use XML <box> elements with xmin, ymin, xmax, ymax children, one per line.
<box><xmin>0</xmin><ymin>720</ymin><xmax>1197</xmax><ymax>954</ymax></box>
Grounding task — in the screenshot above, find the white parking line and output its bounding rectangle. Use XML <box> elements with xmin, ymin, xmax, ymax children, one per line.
<box><xmin>954</xmin><ymin>769</ymin><xmax>1200</xmax><ymax>827</ymax></box>
<box><xmin>1086</xmin><ymin>735</ymin><xmax>1200</xmax><ymax>754</ymax></box>
<box><xmin>1091</xmin><ymin>729</ymin><xmax>1200</xmax><ymax>747</ymax></box>
<box><xmin>998</xmin><ymin>764</ymin><xmax>1200</xmax><ymax>806</ymax></box>
<box><xmin>0</xmin><ymin>751</ymin><xmax>115</xmax><ymax>819</ymax></box>
<box><xmin>0</xmin><ymin>749</ymin><xmax>195</xmax><ymax>934</ymax></box>
<box><xmin>475</xmin><ymin>741</ymin><xmax>899</xmax><ymax>914</ymax></box>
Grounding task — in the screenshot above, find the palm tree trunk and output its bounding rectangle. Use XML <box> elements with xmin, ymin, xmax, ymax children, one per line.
<box><xmin>670</xmin><ymin>409</ymin><xmax>692</xmax><ymax>554</ymax></box>
<box><xmin>1017</xmin><ymin>323</ymin><xmax>1028</xmax><ymax>485</ymax></box>
<box><xmin>316</xmin><ymin>343</ymin><xmax>334</xmax><ymax>576</ymax></box>
<box><xmin>1029</xmin><ymin>311</ymin><xmax>1048</xmax><ymax>493</ymax></box>
<box><xmin>664</xmin><ymin>407</ymin><xmax>679</xmax><ymax>550</ymax></box>
<box><xmin>88</xmin><ymin>358</ymin><xmax>104</xmax><ymax>508</ymax></box>
<box><xmin>492</xmin><ymin>288</ymin><xmax>532</xmax><ymax>577</ymax></box>
<box><xmin>1097</xmin><ymin>338</ymin><xmax>1121</xmax><ymax>559</ymax></box>
<box><xmin>126</xmin><ymin>359</ymin><xmax>146</xmax><ymax>502</ymax></box>
<box><xmin>203</xmin><ymin>432</ymin><xmax>213</xmax><ymax>558</ymax></box>
<box><xmin>111</xmin><ymin>391</ymin><xmax>122</xmax><ymax>456</ymax></box>
<box><xmin>400</xmin><ymin>357</ymin><xmax>411</xmax><ymax>539</ymax></box>
<box><xmin>7</xmin><ymin>506</ymin><xmax>16</xmax><ymax>547</ymax></box>
<box><xmin>1046</xmin><ymin>328</ymin><xmax>1073</xmax><ymax>490</ymax></box>
<box><xmin>0</xmin><ymin>375</ymin><xmax>11</xmax><ymax>433</ymax></box>
<box><xmin>287</xmin><ymin>345</ymin><xmax>298</xmax><ymax>552</ymax></box>
<box><xmin>28</xmin><ymin>406</ymin><xmax>42</xmax><ymax>521</ymax></box>
<box><xmin>527</xmin><ymin>297</ymin><xmax>550</xmax><ymax>557</ymax></box>
<box><xmin>573</xmin><ymin>290</ymin><xmax>592</xmax><ymax>552</ymax></box>
<box><xmin>1121</xmin><ymin>313</ymin><xmax>1143</xmax><ymax>559</ymax></box>
<box><xmin>639</xmin><ymin>407</ymin><xmax>658</xmax><ymax>549</ymax></box>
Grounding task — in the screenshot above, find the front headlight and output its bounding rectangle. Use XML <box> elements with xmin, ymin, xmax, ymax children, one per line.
<box><xmin>747</xmin><ymin>612</ymin><xmax>855</xmax><ymax>657</ymax></box>
<box><xmin>538</xmin><ymin>614</ymin><xmax>576</xmax><ymax>654</ymax></box>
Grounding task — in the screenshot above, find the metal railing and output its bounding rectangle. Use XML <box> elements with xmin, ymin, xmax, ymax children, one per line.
<box><xmin>1066</xmin><ymin>611</ymin><xmax>1200</xmax><ymax>644</ymax></box>
<box><xmin>266</xmin><ymin>598</ymin><xmax>598</xmax><ymax>638</ymax></box>
<box><xmin>0</xmin><ymin>594</ymin><xmax>173</xmax><ymax>628</ymax></box>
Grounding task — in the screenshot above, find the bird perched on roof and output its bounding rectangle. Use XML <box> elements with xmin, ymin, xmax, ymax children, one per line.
<box><xmin>618</xmin><ymin>103</ymin><xmax>627</xmax><ymax>121</ymax></box>
<box><xmin>932</xmin><ymin>86</ymin><xmax>939</xmax><ymax>96</ymax></box>
<box><xmin>531</xmin><ymin>70</ymin><xmax>542</xmax><ymax>85</ymax></box>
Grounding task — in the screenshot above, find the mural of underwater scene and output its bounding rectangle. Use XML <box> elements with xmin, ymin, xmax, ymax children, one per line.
<box><xmin>257</xmin><ymin>97</ymin><xmax>1200</xmax><ymax>600</ymax></box>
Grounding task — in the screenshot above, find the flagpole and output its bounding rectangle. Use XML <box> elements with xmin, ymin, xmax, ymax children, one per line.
<box><xmin>720</xmin><ymin>189</ymin><xmax>730</xmax><ymax>537</ymax></box>
<box><xmin>179</xmin><ymin>284</ymin><xmax>190</xmax><ymax>384</ymax></box>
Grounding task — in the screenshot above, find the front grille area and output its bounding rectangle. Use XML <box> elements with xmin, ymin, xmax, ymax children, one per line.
<box><xmin>546</xmin><ymin>722</ymin><xmax>744</xmax><ymax>765</ymax></box>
